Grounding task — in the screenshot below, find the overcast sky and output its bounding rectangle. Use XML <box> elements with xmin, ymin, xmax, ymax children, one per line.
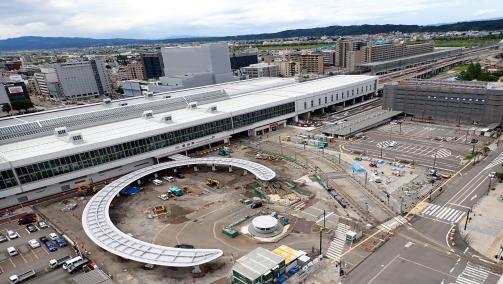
<box><xmin>0</xmin><ymin>0</ymin><xmax>501</xmax><ymax>39</ymax></box>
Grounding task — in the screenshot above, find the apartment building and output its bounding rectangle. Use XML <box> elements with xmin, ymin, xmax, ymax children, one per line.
<box><xmin>241</xmin><ymin>63</ymin><xmax>278</xmax><ymax>78</ymax></box>
<box><xmin>298</xmin><ymin>54</ymin><xmax>324</xmax><ymax>74</ymax></box>
<box><xmin>34</xmin><ymin>67</ymin><xmax>62</xmax><ymax>99</ymax></box>
<box><xmin>363</xmin><ymin>42</ymin><xmax>434</xmax><ymax>63</ymax></box>
<box><xmin>118</xmin><ymin>60</ymin><xmax>145</xmax><ymax>81</ymax></box>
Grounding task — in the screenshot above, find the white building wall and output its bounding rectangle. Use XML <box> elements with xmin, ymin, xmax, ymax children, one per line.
<box><xmin>56</xmin><ymin>62</ymin><xmax>99</xmax><ymax>98</ymax></box>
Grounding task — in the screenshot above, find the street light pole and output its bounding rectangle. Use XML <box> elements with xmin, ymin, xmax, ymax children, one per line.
<box><xmin>464</xmin><ymin>208</ymin><xmax>471</xmax><ymax>230</ymax></box>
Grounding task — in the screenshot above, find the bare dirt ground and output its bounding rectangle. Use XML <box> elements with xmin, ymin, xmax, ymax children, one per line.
<box><xmin>37</xmin><ymin>145</ymin><xmax>328</xmax><ymax>284</ymax></box>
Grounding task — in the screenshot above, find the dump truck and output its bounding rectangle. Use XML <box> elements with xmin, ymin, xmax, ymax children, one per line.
<box><xmin>9</xmin><ymin>270</ymin><xmax>36</xmax><ymax>284</ymax></box>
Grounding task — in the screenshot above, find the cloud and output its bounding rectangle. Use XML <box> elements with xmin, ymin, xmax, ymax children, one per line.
<box><xmin>474</xmin><ymin>9</ymin><xmax>499</xmax><ymax>17</ymax></box>
<box><xmin>0</xmin><ymin>0</ymin><xmax>501</xmax><ymax>39</ymax></box>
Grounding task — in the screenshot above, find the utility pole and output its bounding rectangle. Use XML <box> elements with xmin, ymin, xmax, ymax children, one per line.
<box><xmin>319</xmin><ymin>230</ymin><xmax>322</xmax><ymax>256</ymax></box>
<box><xmin>323</xmin><ymin>209</ymin><xmax>326</xmax><ymax>229</ymax></box>
<box><xmin>380</xmin><ymin>147</ymin><xmax>383</xmax><ymax>159</ymax></box>
<box><xmin>488</xmin><ymin>177</ymin><xmax>493</xmax><ymax>195</ymax></box>
<box><xmin>364</xmin><ymin>171</ymin><xmax>368</xmax><ymax>188</ymax></box>
<box><xmin>464</xmin><ymin>208</ymin><xmax>471</xmax><ymax>230</ymax></box>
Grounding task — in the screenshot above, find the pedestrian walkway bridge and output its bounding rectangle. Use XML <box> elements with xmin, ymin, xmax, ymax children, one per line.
<box><xmin>82</xmin><ymin>157</ymin><xmax>275</xmax><ymax>267</ymax></box>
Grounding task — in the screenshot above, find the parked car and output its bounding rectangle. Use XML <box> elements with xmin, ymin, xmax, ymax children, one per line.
<box><xmin>48</xmin><ymin>233</ymin><xmax>59</xmax><ymax>241</ymax></box>
<box><xmin>152</xmin><ymin>179</ymin><xmax>163</xmax><ymax>186</ymax></box>
<box><xmin>471</xmin><ymin>138</ymin><xmax>479</xmax><ymax>144</ymax></box>
<box><xmin>44</xmin><ymin>240</ymin><xmax>57</xmax><ymax>252</ymax></box>
<box><xmin>7</xmin><ymin>230</ymin><xmax>19</xmax><ymax>240</ymax></box>
<box><xmin>54</xmin><ymin>237</ymin><xmax>67</xmax><ymax>248</ymax></box>
<box><xmin>18</xmin><ymin>213</ymin><xmax>37</xmax><ymax>225</ymax></box>
<box><xmin>162</xmin><ymin>176</ymin><xmax>175</xmax><ymax>182</ymax></box>
<box><xmin>159</xmin><ymin>194</ymin><xmax>169</xmax><ymax>201</ymax></box>
<box><xmin>0</xmin><ymin>233</ymin><xmax>8</xmax><ymax>243</ymax></box>
<box><xmin>489</xmin><ymin>171</ymin><xmax>497</xmax><ymax>179</ymax></box>
<box><xmin>26</xmin><ymin>224</ymin><xmax>38</xmax><ymax>233</ymax></box>
<box><xmin>38</xmin><ymin>221</ymin><xmax>49</xmax><ymax>229</ymax></box>
<box><xmin>7</xmin><ymin>246</ymin><xmax>18</xmax><ymax>256</ymax></box>
<box><xmin>175</xmin><ymin>244</ymin><xmax>194</xmax><ymax>249</ymax></box>
<box><xmin>28</xmin><ymin>239</ymin><xmax>40</xmax><ymax>249</ymax></box>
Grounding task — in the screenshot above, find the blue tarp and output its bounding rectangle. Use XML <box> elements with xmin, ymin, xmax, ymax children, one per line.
<box><xmin>352</xmin><ymin>163</ymin><xmax>366</xmax><ymax>173</ymax></box>
<box><xmin>120</xmin><ymin>187</ymin><xmax>141</xmax><ymax>196</ymax></box>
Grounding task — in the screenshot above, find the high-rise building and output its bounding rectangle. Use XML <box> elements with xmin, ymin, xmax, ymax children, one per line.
<box><xmin>321</xmin><ymin>50</ymin><xmax>336</xmax><ymax>66</ymax></box>
<box><xmin>363</xmin><ymin>42</ymin><xmax>434</xmax><ymax>63</ymax></box>
<box><xmin>230</xmin><ymin>52</ymin><xmax>258</xmax><ymax>70</ymax></box>
<box><xmin>55</xmin><ymin>58</ymin><xmax>113</xmax><ymax>99</ymax></box>
<box><xmin>118</xmin><ymin>60</ymin><xmax>145</xmax><ymax>81</ymax></box>
<box><xmin>34</xmin><ymin>67</ymin><xmax>62</xmax><ymax>99</ymax></box>
<box><xmin>241</xmin><ymin>63</ymin><xmax>279</xmax><ymax>78</ymax></box>
<box><xmin>298</xmin><ymin>54</ymin><xmax>324</xmax><ymax>74</ymax></box>
<box><xmin>160</xmin><ymin>43</ymin><xmax>234</xmax><ymax>89</ymax></box>
<box><xmin>275</xmin><ymin>61</ymin><xmax>299</xmax><ymax>77</ymax></box>
<box><xmin>141</xmin><ymin>52</ymin><xmax>164</xmax><ymax>79</ymax></box>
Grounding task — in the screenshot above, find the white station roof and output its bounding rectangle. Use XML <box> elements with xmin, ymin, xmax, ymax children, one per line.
<box><xmin>82</xmin><ymin>157</ymin><xmax>275</xmax><ymax>267</ymax></box>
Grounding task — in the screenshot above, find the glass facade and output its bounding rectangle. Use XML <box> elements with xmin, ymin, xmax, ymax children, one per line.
<box><xmin>10</xmin><ymin>102</ymin><xmax>295</xmax><ymax>187</ymax></box>
<box><xmin>232</xmin><ymin>103</ymin><xmax>295</xmax><ymax>128</ymax></box>
<box><xmin>14</xmin><ymin>118</ymin><xmax>232</xmax><ymax>185</ymax></box>
<box><xmin>0</xmin><ymin>170</ymin><xmax>17</xmax><ymax>190</ymax></box>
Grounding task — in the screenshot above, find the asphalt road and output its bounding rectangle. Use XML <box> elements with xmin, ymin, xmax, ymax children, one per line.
<box><xmin>344</xmin><ymin>132</ymin><xmax>473</xmax><ymax>172</ymax></box>
<box><xmin>347</xmin><ymin>146</ymin><xmax>503</xmax><ymax>283</ymax></box>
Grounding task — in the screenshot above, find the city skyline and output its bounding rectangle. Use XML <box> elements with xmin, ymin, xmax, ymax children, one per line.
<box><xmin>0</xmin><ymin>0</ymin><xmax>501</xmax><ymax>40</ymax></box>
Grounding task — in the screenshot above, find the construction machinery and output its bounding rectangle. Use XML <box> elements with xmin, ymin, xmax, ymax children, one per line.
<box><xmin>206</xmin><ymin>179</ymin><xmax>220</xmax><ymax>187</ymax></box>
<box><xmin>77</xmin><ymin>184</ymin><xmax>97</xmax><ymax>195</ymax></box>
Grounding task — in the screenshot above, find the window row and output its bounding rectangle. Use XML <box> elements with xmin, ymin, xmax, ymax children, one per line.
<box><xmin>233</xmin><ymin>103</ymin><xmax>295</xmax><ymax>128</ymax></box>
<box><xmin>0</xmin><ymin>170</ymin><xmax>17</xmax><ymax>190</ymax></box>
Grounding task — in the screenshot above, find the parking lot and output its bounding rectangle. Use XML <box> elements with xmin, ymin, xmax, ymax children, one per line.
<box><xmin>344</xmin><ymin>131</ymin><xmax>473</xmax><ymax>172</ymax></box>
<box><xmin>0</xmin><ymin>217</ymin><xmax>74</xmax><ymax>283</ymax></box>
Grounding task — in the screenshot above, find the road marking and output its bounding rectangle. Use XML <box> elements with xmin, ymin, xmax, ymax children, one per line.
<box><xmin>470</xmin><ymin>195</ymin><xmax>477</xmax><ymax>201</ymax></box>
<box><xmin>368</xmin><ymin>254</ymin><xmax>400</xmax><ymax>284</ymax></box>
<box><xmin>9</xmin><ymin>257</ymin><xmax>15</xmax><ymax>268</ymax></box>
<box><xmin>19</xmin><ymin>253</ymin><xmax>27</xmax><ymax>264</ymax></box>
<box><xmin>30</xmin><ymin>249</ymin><xmax>39</xmax><ymax>259</ymax></box>
<box><xmin>316</xmin><ymin>212</ymin><xmax>334</xmax><ymax>223</ymax></box>
<box><xmin>463</xmin><ymin>247</ymin><xmax>469</xmax><ymax>254</ymax></box>
<box><xmin>398</xmin><ymin>256</ymin><xmax>457</xmax><ymax>279</ymax></box>
<box><xmin>455</xmin><ymin>262</ymin><xmax>491</xmax><ymax>284</ymax></box>
<box><xmin>457</xmin><ymin>177</ymin><xmax>489</xmax><ymax>205</ymax></box>
<box><xmin>41</xmin><ymin>246</ymin><xmax>49</xmax><ymax>255</ymax></box>
<box><xmin>446</xmin><ymin>225</ymin><xmax>455</xmax><ymax>249</ymax></box>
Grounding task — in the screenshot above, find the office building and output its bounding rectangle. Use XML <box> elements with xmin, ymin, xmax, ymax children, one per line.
<box><xmin>232</xmin><ymin>247</ymin><xmax>286</xmax><ymax>284</ymax></box>
<box><xmin>34</xmin><ymin>67</ymin><xmax>62</xmax><ymax>99</ymax></box>
<box><xmin>241</xmin><ymin>63</ymin><xmax>278</xmax><ymax>78</ymax></box>
<box><xmin>230</xmin><ymin>52</ymin><xmax>258</xmax><ymax>70</ymax></box>
<box><xmin>141</xmin><ymin>53</ymin><xmax>164</xmax><ymax>79</ymax></box>
<box><xmin>160</xmin><ymin>43</ymin><xmax>234</xmax><ymax>89</ymax></box>
<box><xmin>0</xmin><ymin>79</ymin><xmax>31</xmax><ymax>106</ymax></box>
<box><xmin>55</xmin><ymin>58</ymin><xmax>113</xmax><ymax>99</ymax></box>
<box><xmin>383</xmin><ymin>80</ymin><xmax>503</xmax><ymax>125</ymax></box>
<box><xmin>0</xmin><ymin>75</ymin><xmax>377</xmax><ymax>208</ymax></box>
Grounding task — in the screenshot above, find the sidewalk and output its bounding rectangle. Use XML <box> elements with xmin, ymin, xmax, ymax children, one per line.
<box><xmin>460</xmin><ymin>182</ymin><xmax>503</xmax><ymax>261</ymax></box>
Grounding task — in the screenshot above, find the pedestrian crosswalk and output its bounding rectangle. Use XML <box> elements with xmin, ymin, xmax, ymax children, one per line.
<box><xmin>432</xmin><ymin>148</ymin><xmax>451</xmax><ymax>158</ymax></box>
<box><xmin>326</xmin><ymin>223</ymin><xmax>349</xmax><ymax>260</ymax></box>
<box><xmin>378</xmin><ymin>216</ymin><xmax>408</xmax><ymax>232</ymax></box>
<box><xmin>483</xmin><ymin>152</ymin><xmax>503</xmax><ymax>171</ymax></box>
<box><xmin>421</xmin><ymin>203</ymin><xmax>465</xmax><ymax>223</ymax></box>
<box><xmin>455</xmin><ymin>262</ymin><xmax>491</xmax><ymax>284</ymax></box>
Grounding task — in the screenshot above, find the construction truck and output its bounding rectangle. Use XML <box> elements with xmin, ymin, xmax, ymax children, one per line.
<box><xmin>9</xmin><ymin>270</ymin><xmax>36</xmax><ymax>284</ymax></box>
<box><xmin>206</xmin><ymin>179</ymin><xmax>220</xmax><ymax>187</ymax></box>
<box><xmin>218</xmin><ymin>146</ymin><xmax>233</xmax><ymax>156</ymax></box>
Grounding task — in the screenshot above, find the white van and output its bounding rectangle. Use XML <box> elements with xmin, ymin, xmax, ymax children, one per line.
<box><xmin>62</xmin><ymin>256</ymin><xmax>83</xmax><ymax>270</ymax></box>
<box><xmin>153</xmin><ymin>179</ymin><xmax>163</xmax><ymax>186</ymax></box>
<box><xmin>7</xmin><ymin>247</ymin><xmax>18</xmax><ymax>256</ymax></box>
<box><xmin>162</xmin><ymin>176</ymin><xmax>174</xmax><ymax>182</ymax></box>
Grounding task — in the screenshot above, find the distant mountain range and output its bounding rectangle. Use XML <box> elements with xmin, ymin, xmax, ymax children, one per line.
<box><xmin>1</xmin><ymin>18</ymin><xmax>502</xmax><ymax>51</ymax></box>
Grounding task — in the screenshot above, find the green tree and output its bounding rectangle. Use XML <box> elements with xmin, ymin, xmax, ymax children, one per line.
<box><xmin>11</xmin><ymin>99</ymin><xmax>34</xmax><ymax>111</ymax></box>
<box><xmin>2</xmin><ymin>103</ymin><xmax>11</xmax><ymax>114</ymax></box>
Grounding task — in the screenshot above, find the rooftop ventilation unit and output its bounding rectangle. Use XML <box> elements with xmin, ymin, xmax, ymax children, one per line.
<box><xmin>54</xmin><ymin>127</ymin><xmax>68</xmax><ymax>137</ymax></box>
<box><xmin>142</xmin><ymin>110</ymin><xmax>154</xmax><ymax>119</ymax></box>
<box><xmin>208</xmin><ymin>105</ymin><xmax>217</xmax><ymax>112</ymax></box>
<box><xmin>102</xmin><ymin>98</ymin><xmax>112</xmax><ymax>105</ymax></box>
<box><xmin>164</xmin><ymin>95</ymin><xmax>171</xmax><ymax>99</ymax></box>
<box><xmin>188</xmin><ymin>102</ymin><xmax>197</xmax><ymax>109</ymax></box>
<box><xmin>143</xmin><ymin>91</ymin><xmax>154</xmax><ymax>99</ymax></box>
<box><xmin>69</xmin><ymin>133</ymin><xmax>84</xmax><ymax>144</ymax></box>
<box><xmin>161</xmin><ymin>115</ymin><xmax>173</xmax><ymax>123</ymax></box>
<box><xmin>119</xmin><ymin>102</ymin><xmax>128</xmax><ymax>106</ymax></box>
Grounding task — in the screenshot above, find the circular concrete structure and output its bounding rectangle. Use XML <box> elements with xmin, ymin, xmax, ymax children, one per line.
<box><xmin>252</xmin><ymin>215</ymin><xmax>279</xmax><ymax>233</ymax></box>
<box><xmin>82</xmin><ymin>157</ymin><xmax>276</xmax><ymax>267</ymax></box>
